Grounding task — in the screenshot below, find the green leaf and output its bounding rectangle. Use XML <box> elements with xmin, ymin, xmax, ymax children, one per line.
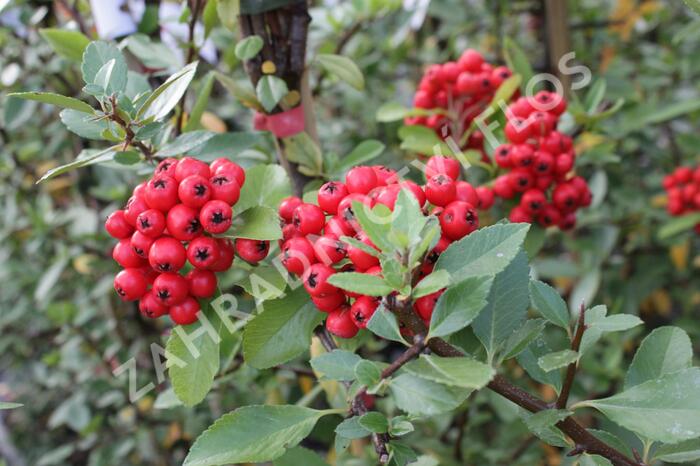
<box><xmin>391</xmin><ymin>189</ymin><xmax>428</xmax><ymax>249</ymax></box>
<box><xmin>217</xmin><ymin>0</ymin><xmax>239</xmax><ymax>30</ymax></box>
<box><xmin>501</xmin><ymin>318</ymin><xmax>547</xmax><ymax>361</ymax></box>
<box><xmin>184</xmin><ymin>72</ymin><xmax>216</xmax><ymax>132</ymax></box>
<box><xmin>228</xmin><ymin>206</ymin><xmax>283</xmax><ymax>240</ymax></box>
<box><xmin>316</xmin><ymin>53</ymin><xmax>364</xmax><ymax>91</ymax></box>
<box><xmin>658</xmin><ymin>213</ymin><xmax>700</xmax><ymax>240</ymax></box>
<box><xmin>375</xmin><ymin>102</ymin><xmax>442</xmax><ymax>122</ymax></box>
<box><xmin>184</xmin><ymin>405</ymin><xmax>328</xmax><ymax>465</ymax></box>
<box><xmin>351</xmin><ymin>202</ymin><xmax>394</xmax><ymax>253</ymax></box>
<box><xmin>93</xmin><ymin>58</ymin><xmax>127</xmax><ymax>94</ymax></box>
<box><xmin>428</xmin><ymin>275</ymin><xmax>493</xmax><ymax>338</ymax></box>
<box><xmin>366</xmin><ymin>304</ymin><xmax>408</xmax><ymax>344</ymax></box>
<box><xmin>503</xmin><ymin>37</ymin><xmax>534</xmax><ymax>91</ymax></box>
<box><xmin>335</xmin><ymin>416</ymin><xmax>371</xmax><ymax>439</ymax></box>
<box><xmin>310</xmin><ymin>350</ymin><xmax>362</xmax><ymax>381</ymax></box>
<box><xmin>243</xmin><ymin>288</ymin><xmax>323</xmax><ymax>369</ymax></box>
<box><xmin>398</xmin><ymin>124</ymin><xmax>453</xmax><ymax>156</ymax></box>
<box><xmin>331</xmin><ymin>139</ymin><xmax>385</xmax><ymax>176</ymax></box>
<box><xmin>60</xmin><ymin>109</ymin><xmax>109</xmax><ymax>140</ymax></box>
<box><xmin>235</xmin><ymin>35</ymin><xmax>264</xmax><ymax>60</ymax></box>
<box><xmin>354</xmin><ymin>360</ymin><xmax>382</xmax><ymax>387</ymax></box>
<box><xmin>202</xmin><ymin>0</ymin><xmax>220</xmax><ymax>38</ymax></box>
<box><xmin>0</xmin><ymin>402</ymin><xmax>22</xmax><ymax>410</ymax></box>
<box><xmin>81</xmin><ymin>41</ymin><xmax>127</xmax><ymax>90</ymax></box>
<box><xmin>214</xmin><ymin>71</ymin><xmax>262</xmax><ymax>110</ymax></box>
<box><xmin>435</xmin><ymin>223</ymin><xmax>530</xmax><ymax>283</ymax></box>
<box><xmin>327</xmin><ymin>272</ymin><xmax>395</xmax><ymax>297</ymax></box>
<box><xmin>580</xmin><ymin>455</ymin><xmax>613</xmax><ymax>466</ymax></box>
<box><xmin>113</xmin><ymin>150</ymin><xmax>141</xmax><ymax>165</ymax></box>
<box><xmin>166</xmin><ymin>311</ymin><xmax>221</xmax><ymax>406</ymax></box>
<box><xmin>575</xmin><ymin>368</ymin><xmax>700</xmax><ymax>443</ymax></box>
<box><xmin>138</xmin><ymin>61</ymin><xmax>198</xmax><ymax>121</ymax></box>
<box><xmin>589</xmin><ymin>314</ymin><xmax>642</xmax><ymax>332</ymax></box>
<box><xmin>36</xmin><ymin>146</ymin><xmax>118</xmax><ymax>183</ymax></box>
<box><xmin>188</xmin><ymin>132</ymin><xmax>265</xmax><ymax>160</ymax></box>
<box><xmin>389</xmin><ymin>416</ymin><xmax>415</xmax><ymax>437</ymax></box>
<box><xmin>654</xmin><ymin>438</ymin><xmax>700</xmax><ymax>463</ymax></box>
<box><xmin>155</xmin><ymin>131</ymin><xmax>216</xmax><ymax>157</ymax></box>
<box><xmin>273</xmin><ymin>447</ymin><xmax>329</xmax><ymax>466</ymax></box>
<box><xmin>256</xmin><ymin>75</ymin><xmax>289</xmax><ymax>113</ymax></box>
<box><xmin>402</xmin><ymin>355</ymin><xmax>494</xmax><ymax>389</ymax></box>
<box><xmin>234</xmin><ymin>265</ymin><xmax>287</xmax><ymax>301</ymax></box>
<box><xmin>537</xmin><ymin>349</ymin><xmax>578</xmax><ymax>372</ymax></box>
<box><xmin>472</xmin><ymin>252</ymin><xmax>530</xmax><ymax>360</ymax></box>
<box><xmin>7</xmin><ymin>92</ymin><xmax>94</xmax><ymax>113</ymax></box>
<box><xmin>522</xmin><ymin>409</ymin><xmax>571</xmax><ymax>448</ymax></box>
<box><xmin>236</xmin><ymin>164</ymin><xmax>292</xmax><ymax>212</ymax></box>
<box><xmin>284</xmin><ymin>132</ymin><xmax>323</xmax><ymax>176</ymax></box>
<box><xmin>517</xmin><ymin>337</ymin><xmax>563</xmax><ymax>392</ymax></box>
<box><xmin>389</xmin><ymin>374</ymin><xmax>469</xmax><ymax>416</ymax></box>
<box><xmin>625</xmin><ymin>326</ymin><xmax>693</xmax><ymax>390</ymax></box>
<box><xmin>39</xmin><ymin>28</ymin><xmax>89</xmax><ymax>62</ymax></box>
<box><xmin>359</xmin><ymin>412</ymin><xmax>389</xmax><ymax>433</ymax></box>
<box><xmin>529</xmin><ymin>280</ymin><xmax>570</xmax><ymax>330</ymax></box>
<box><xmin>125</xmin><ymin>34</ymin><xmax>178</xmax><ymax>70</ymax></box>
<box><xmin>683</xmin><ymin>0</ymin><xmax>700</xmax><ymax>14</ymax></box>
<box><xmin>413</xmin><ymin>270</ymin><xmax>450</xmax><ymax>299</ymax></box>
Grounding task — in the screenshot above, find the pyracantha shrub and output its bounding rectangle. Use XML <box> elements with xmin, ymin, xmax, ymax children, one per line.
<box><xmin>663</xmin><ymin>165</ymin><xmax>700</xmax><ymax>233</ymax></box>
<box><xmin>277</xmin><ymin>158</ymin><xmax>489</xmax><ymax>338</ymax></box>
<box><xmin>491</xmin><ymin>91</ymin><xmax>592</xmax><ymax>229</ymax></box>
<box><xmin>106</xmin><ymin>156</ymin><xmax>262</xmax><ymax>325</ymax></box>
<box><xmin>405</xmin><ymin>48</ymin><xmax>515</xmax><ymax>157</ymax></box>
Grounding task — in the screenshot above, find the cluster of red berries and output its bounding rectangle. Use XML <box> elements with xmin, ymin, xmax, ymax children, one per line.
<box><xmin>663</xmin><ymin>165</ymin><xmax>700</xmax><ymax>233</ymax></box>
<box><xmin>105</xmin><ymin>156</ymin><xmax>265</xmax><ymax>325</ymax></box>
<box><xmin>276</xmin><ymin>157</ymin><xmax>488</xmax><ymax>339</ymax></box>
<box><xmin>491</xmin><ymin>91</ymin><xmax>591</xmax><ymax>229</ymax></box>
<box><xmin>405</xmin><ymin>49</ymin><xmax>515</xmax><ymax>156</ymax></box>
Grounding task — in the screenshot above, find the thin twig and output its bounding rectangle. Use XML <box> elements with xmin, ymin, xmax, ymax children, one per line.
<box><xmin>56</xmin><ymin>0</ymin><xmax>89</xmax><ymax>36</ymax></box>
<box><xmin>108</xmin><ymin>96</ymin><xmax>154</xmax><ymax>159</ymax></box>
<box><xmin>556</xmin><ymin>303</ymin><xmax>586</xmax><ymax>409</ymax></box>
<box><xmin>175</xmin><ymin>0</ymin><xmax>204</xmax><ymax>135</ymax></box>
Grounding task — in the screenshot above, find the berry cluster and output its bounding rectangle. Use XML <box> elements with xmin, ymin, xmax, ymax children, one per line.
<box><xmin>663</xmin><ymin>165</ymin><xmax>700</xmax><ymax>233</ymax></box>
<box><xmin>491</xmin><ymin>91</ymin><xmax>591</xmax><ymax>229</ymax></box>
<box><xmin>105</xmin><ymin>157</ymin><xmax>263</xmax><ymax>325</ymax></box>
<box><xmin>405</xmin><ymin>49</ymin><xmax>515</xmax><ymax>156</ymax></box>
<box><xmin>277</xmin><ymin>157</ymin><xmax>488</xmax><ymax>338</ymax></box>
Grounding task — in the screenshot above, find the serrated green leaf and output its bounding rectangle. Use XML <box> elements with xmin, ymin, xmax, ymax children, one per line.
<box><xmin>327</xmin><ymin>272</ymin><xmax>395</xmax><ymax>296</ymax></box>
<box><xmin>517</xmin><ymin>337</ymin><xmax>563</xmax><ymax>393</ymax></box>
<box><xmin>654</xmin><ymin>438</ymin><xmax>700</xmax><ymax>463</ymax></box>
<box><xmin>81</xmin><ymin>41</ymin><xmax>127</xmax><ymax>90</ymax></box>
<box><xmin>428</xmin><ymin>275</ymin><xmax>493</xmax><ymax>338</ymax></box>
<box><xmin>501</xmin><ymin>318</ymin><xmax>547</xmax><ymax>361</ymax></box>
<box><xmin>366</xmin><ymin>304</ymin><xmax>408</xmax><ymax>344</ymax></box>
<box><xmin>403</xmin><ymin>355</ymin><xmax>494</xmax><ymax>389</ymax></box>
<box><xmin>335</xmin><ymin>416</ymin><xmax>371</xmax><ymax>439</ymax></box>
<box><xmin>284</xmin><ymin>132</ymin><xmax>323</xmax><ymax>176</ymax></box>
<box><xmin>389</xmin><ymin>374</ymin><xmax>469</xmax><ymax>416</ymax></box>
<box><xmin>503</xmin><ymin>37</ymin><xmax>534</xmax><ymax>91</ymax></box>
<box><xmin>537</xmin><ymin>349</ymin><xmax>578</xmax><ymax>372</ymax></box>
<box><xmin>625</xmin><ymin>326</ymin><xmax>693</xmax><ymax>390</ymax></box>
<box><xmin>113</xmin><ymin>150</ymin><xmax>141</xmax><ymax>165</ymax></box>
<box><xmin>316</xmin><ymin>53</ymin><xmax>364</xmax><ymax>91</ymax></box>
<box><xmin>7</xmin><ymin>92</ymin><xmax>94</xmax><ymax>113</ymax></box>
<box><xmin>529</xmin><ymin>280</ymin><xmax>570</xmax><ymax>330</ymax></box>
<box><xmin>522</xmin><ymin>409</ymin><xmax>571</xmax><ymax>448</ymax></box>
<box><xmin>413</xmin><ymin>270</ymin><xmax>450</xmax><ymax>299</ymax></box>
<box><xmin>310</xmin><ymin>350</ymin><xmax>362</xmax><ymax>381</ymax></box>
<box><xmin>352</xmin><ymin>201</ymin><xmax>394</xmax><ymax>253</ymax></box>
<box><xmin>60</xmin><ymin>109</ymin><xmax>109</xmax><ymax>140</ymax></box>
<box><xmin>0</xmin><ymin>402</ymin><xmax>22</xmax><ymax>410</ymax></box>
<box><xmin>354</xmin><ymin>360</ymin><xmax>382</xmax><ymax>387</ymax></box>
<box><xmin>359</xmin><ymin>412</ymin><xmax>389</xmax><ymax>433</ymax></box>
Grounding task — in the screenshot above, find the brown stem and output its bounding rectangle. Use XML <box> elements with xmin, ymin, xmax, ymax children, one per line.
<box><xmin>175</xmin><ymin>0</ymin><xmax>203</xmax><ymax>135</ymax></box>
<box><xmin>109</xmin><ymin>96</ymin><xmax>154</xmax><ymax>159</ymax></box>
<box><xmin>556</xmin><ymin>304</ymin><xmax>586</xmax><ymax>409</ymax></box>
<box><xmin>56</xmin><ymin>0</ymin><xmax>90</xmax><ymax>36</ymax></box>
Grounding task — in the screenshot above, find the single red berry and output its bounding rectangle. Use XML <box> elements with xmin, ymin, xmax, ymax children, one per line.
<box><xmin>414</xmin><ymin>90</ymin><xmax>433</xmax><ymax>108</ymax></box>
<box><xmin>281</xmin><ymin>237</ymin><xmax>316</xmax><ymax>275</ymax></box>
<box><xmin>455</xmin><ymin>181</ymin><xmax>479</xmax><ymax>206</ymax></box>
<box><xmin>509</xmin><ymin>206</ymin><xmax>533</xmax><ymax>223</ymax></box>
<box><xmin>559</xmin><ymin>212</ymin><xmax>577</xmax><ymax>230</ymax></box>
<box><xmin>139</xmin><ymin>291</ymin><xmax>169</xmax><ymax>318</ymax></box>
<box><xmin>425</xmin><ymin>156</ymin><xmax>461</xmax><ymax>181</ymax></box>
<box><xmin>521</xmin><ymin>189</ymin><xmax>547</xmax><ymax>214</ymax></box>
<box><xmin>199</xmin><ymin>200</ymin><xmax>232</xmax><ymax>235</ymax></box>
<box><xmin>124</xmin><ymin>195</ymin><xmax>149</xmax><ymax>226</ymax></box>
<box><xmin>399</xmin><ymin>181</ymin><xmax>427</xmax><ymax>207</ymax></box>
<box><xmin>536</xmin><ymin>175</ymin><xmax>554</xmax><ymax>191</ymax></box>
<box><xmin>187</xmin><ymin>236</ymin><xmax>220</xmax><ymax>269</ymax></box>
<box><xmin>279</xmin><ymin>196</ymin><xmax>304</xmax><ymax>223</ymax></box>
<box><xmin>347</xmin><ymin>232</ymin><xmax>380</xmax><ymax>270</ymax></box>
<box><xmin>426</xmin><ymin>174</ymin><xmax>457</xmax><ymax>207</ymax></box>
<box><xmin>337</xmin><ymin>193</ymin><xmax>372</xmax><ymax>226</ymax></box>
<box><xmin>511</xmin><ymin>145</ymin><xmax>535</xmax><ymax>168</ymax></box>
<box><xmin>169</xmin><ymin>296</ymin><xmax>201</xmax><ymax>325</ymax></box>
<box><xmin>209</xmin><ymin>172</ymin><xmax>241</xmax><ymax>205</ymax></box>
<box><xmin>440</xmin><ymin>201</ymin><xmax>479</xmax><ymax>240</ymax></box>
<box><xmin>351</xmin><ymin>295</ymin><xmax>379</xmax><ymax>329</ymax></box>
<box><xmin>554</xmin><ymin>153</ymin><xmax>575</xmax><ymax>176</ymax></box>
<box><xmin>528</xmin><ymin>111</ymin><xmax>556</xmax><ymax>137</ymax></box>
<box><xmin>313</xmin><ymin>236</ymin><xmax>347</xmax><ymax>265</ymax></box>
<box><xmin>427</xmin><ymin>235</ymin><xmax>451</xmax><ymax>263</ymax></box>
<box><xmin>186</xmin><ymin>269</ymin><xmax>218</xmax><ymax>298</ymax></box>
<box><xmin>346</xmin><ymin>166</ymin><xmax>378</xmax><ymax>195</ymax></box>
<box><xmin>136</xmin><ymin>209</ymin><xmax>166</xmax><ymax>238</ymax></box>
<box><xmin>293</xmin><ymin>203</ymin><xmax>326</xmax><ymax>235</ymax></box>
<box><xmin>325</xmin><ymin>305</ymin><xmax>359</xmax><ymax>338</ymax></box>
<box><xmin>209</xmin><ymin>238</ymin><xmax>235</xmax><ymax>272</ymax></box>
<box><xmin>174</xmin><ymin>157</ymin><xmax>210</xmax><ymax>182</ymax></box>
<box><xmin>318</xmin><ymin>181</ymin><xmax>349</xmax><ymax>214</ymax></box>
<box><xmin>458</xmin><ymin>49</ymin><xmax>484</xmax><ymax>72</ymax></box>
<box><xmin>493</xmin><ymin>144</ymin><xmax>513</xmax><ymax>168</ymax></box>
<box><xmin>414</xmin><ymin>289</ymin><xmax>444</xmax><ymax>321</ymax></box>
<box><xmin>504</xmin><ymin>118</ymin><xmax>530</xmax><ymax>144</ymax></box>
<box><xmin>538</xmin><ymin>205</ymin><xmax>562</xmax><ymax>227</ymax></box>
<box><xmin>302</xmin><ymin>263</ymin><xmax>338</xmax><ymax>297</ymax></box>
<box><xmin>145</xmin><ymin>175</ymin><xmax>179</xmax><ymax>212</ymax></box>
<box><xmin>235</xmin><ymin>238</ymin><xmax>270</xmax><ymax>264</ymax></box>
<box><xmin>105</xmin><ymin>210</ymin><xmax>134</xmax><ymax>239</ymax></box>
<box><xmin>211</xmin><ymin>159</ymin><xmax>245</xmax><ymax>186</ymax></box>
<box><xmin>178</xmin><ymin>175</ymin><xmax>212</xmax><ymax>208</ymax></box>
<box><xmin>552</xmin><ymin>183</ymin><xmax>580</xmax><ymax>212</ymax></box>
<box><xmin>493</xmin><ymin>175</ymin><xmax>515</xmax><ymax>199</ymax></box>
<box><xmin>456</xmin><ymin>72</ymin><xmax>479</xmax><ymax>94</ymax></box>
<box><xmin>324</xmin><ymin>216</ymin><xmax>354</xmax><ymax>239</ymax></box>
<box><xmin>282</xmin><ymin>223</ymin><xmax>301</xmax><ymax>242</ymax></box>
<box><xmin>149</xmin><ymin>237</ymin><xmax>187</xmax><ymax>272</ymax></box>
<box><xmin>475</xmin><ymin>186</ymin><xmax>495</xmax><ymax>209</ymax></box>
<box><xmin>153</xmin><ymin>272</ymin><xmax>189</xmax><ymax>307</ymax></box>
<box><xmin>374</xmin><ymin>185</ymin><xmax>400</xmax><ymax>209</ymax></box>
<box><xmin>114</xmin><ymin>268</ymin><xmax>148</xmax><ymax>301</ymax></box>
<box><xmin>312</xmin><ymin>292</ymin><xmax>347</xmax><ymax>313</ymax></box>
<box><xmin>373</xmin><ymin>165</ymin><xmax>398</xmax><ymax>185</ymax></box>
<box><xmin>130</xmin><ymin>230</ymin><xmax>155</xmax><ymax>258</ymax></box>
<box><xmin>533</xmin><ymin>150</ymin><xmax>554</xmax><ymax>175</ymax></box>
<box><xmin>167</xmin><ymin>204</ymin><xmax>202</xmax><ymax>240</ymax></box>
<box><xmin>154</xmin><ymin>158</ymin><xmax>178</xmax><ymax>178</ymax></box>
<box><xmin>113</xmin><ymin>239</ymin><xmax>146</xmax><ymax>268</ymax></box>
<box><xmin>508</xmin><ymin>169</ymin><xmax>535</xmax><ymax>193</ymax></box>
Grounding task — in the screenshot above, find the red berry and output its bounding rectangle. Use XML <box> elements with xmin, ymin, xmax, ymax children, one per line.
<box><xmin>186</xmin><ymin>269</ymin><xmax>218</xmax><ymax>298</ymax></box>
<box><xmin>124</xmin><ymin>195</ymin><xmax>149</xmax><ymax>226</ymax></box>
<box><xmin>414</xmin><ymin>90</ymin><xmax>433</xmax><ymax>108</ymax></box>
<box><xmin>347</xmin><ymin>233</ymin><xmax>380</xmax><ymax>270</ymax></box>
<box><xmin>282</xmin><ymin>223</ymin><xmax>301</xmax><ymax>242</ymax></box>
<box><xmin>105</xmin><ymin>210</ymin><xmax>134</xmax><ymax>239</ymax></box>
<box><xmin>318</xmin><ymin>181</ymin><xmax>349</xmax><ymax>214</ymax></box>
<box><xmin>187</xmin><ymin>236</ymin><xmax>220</xmax><ymax>269</ymax></box>
<box><xmin>199</xmin><ymin>200</ymin><xmax>232</xmax><ymax>234</ymax></box>
<box><xmin>145</xmin><ymin>175</ymin><xmax>179</xmax><ymax>212</ymax></box>
<box><xmin>131</xmin><ymin>230</ymin><xmax>155</xmax><ymax>258</ymax></box>
<box><xmin>533</xmin><ymin>151</ymin><xmax>555</xmax><ymax>175</ymax></box>
<box><xmin>313</xmin><ymin>236</ymin><xmax>347</xmax><ymax>265</ymax></box>
<box><xmin>414</xmin><ymin>290</ymin><xmax>444</xmax><ymax>321</ymax></box>
<box><xmin>559</xmin><ymin>212</ymin><xmax>577</xmax><ymax>230</ymax></box>
<box><xmin>114</xmin><ymin>268</ymin><xmax>148</xmax><ymax>301</ymax></box>
<box><xmin>279</xmin><ymin>196</ymin><xmax>303</xmax><ymax>223</ymax></box>
<box><xmin>493</xmin><ymin>175</ymin><xmax>516</xmax><ymax>199</ymax></box>
<box><xmin>209</xmin><ymin>238</ymin><xmax>235</xmax><ymax>272</ymax></box>
<box><xmin>155</xmin><ymin>158</ymin><xmax>178</xmax><ymax>178</ymax></box>
<box><xmin>508</xmin><ymin>169</ymin><xmax>535</xmax><ymax>192</ymax></box>
<box><xmin>538</xmin><ymin>205</ymin><xmax>562</xmax><ymax>228</ymax></box>
<box><xmin>425</xmin><ymin>156</ymin><xmax>460</xmax><ymax>181</ymax></box>
<box><xmin>167</xmin><ymin>204</ymin><xmax>202</xmax><ymax>240</ymax></box>
<box><xmin>209</xmin><ymin>172</ymin><xmax>241</xmax><ymax>205</ymax></box>
<box><xmin>113</xmin><ymin>239</ymin><xmax>146</xmax><ymax>268</ymax></box>
<box><xmin>136</xmin><ymin>209</ymin><xmax>166</xmax><ymax>238</ymax></box>
<box><xmin>425</xmin><ymin>174</ymin><xmax>457</xmax><ymax>207</ymax></box>
<box><xmin>153</xmin><ymin>272</ymin><xmax>189</xmax><ymax>307</ymax></box>
<box><xmin>511</xmin><ymin>145</ymin><xmax>535</xmax><ymax>168</ymax></box>
<box><xmin>521</xmin><ymin>189</ymin><xmax>547</xmax><ymax>214</ymax></box>
<box><xmin>456</xmin><ymin>72</ymin><xmax>479</xmax><ymax>94</ymax></box>
<box><xmin>493</xmin><ymin>144</ymin><xmax>513</xmax><ymax>168</ymax></box>
<box><xmin>528</xmin><ymin>111</ymin><xmax>556</xmax><ymax>136</ymax></box>
<box><xmin>440</xmin><ymin>201</ymin><xmax>479</xmax><ymax>240</ymax></box>
<box><xmin>373</xmin><ymin>165</ymin><xmax>398</xmax><ymax>185</ymax></box>
<box><xmin>178</xmin><ymin>175</ymin><xmax>212</xmax><ymax>208</ymax></box>
<box><xmin>374</xmin><ymin>185</ymin><xmax>400</xmax><ymax>209</ymax></box>
<box><xmin>476</xmin><ymin>186</ymin><xmax>495</xmax><ymax>209</ymax></box>
<box><xmin>427</xmin><ymin>235</ymin><xmax>452</xmax><ymax>263</ymax></box>
<box><xmin>455</xmin><ymin>181</ymin><xmax>479</xmax><ymax>206</ymax></box>
<box><xmin>169</xmin><ymin>296</ymin><xmax>201</xmax><ymax>325</ymax></box>
<box><xmin>175</xmin><ymin>157</ymin><xmax>210</xmax><ymax>182</ymax></box>
<box><xmin>509</xmin><ymin>206</ymin><xmax>533</xmax><ymax>223</ymax></box>
<box><xmin>324</xmin><ymin>216</ymin><xmax>354</xmax><ymax>239</ymax></box>
<box><xmin>459</xmin><ymin>49</ymin><xmax>484</xmax><ymax>72</ymax></box>
<box><xmin>302</xmin><ymin>263</ymin><xmax>338</xmax><ymax>297</ymax></box>
<box><xmin>149</xmin><ymin>237</ymin><xmax>187</xmax><ymax>272</ymax></box>
<box><xmin>281</xmin><ymin>237</ymin><xmax>317</xmax><ymax>275</ymax></box>
<box><xmin>325</xmin><ymin>305</ymin><xmax>359</xmax><ymax>338</ymax></box>
<box><xmin>139</xmin><ymin>291</ymin><xmax>169</xmax><ymax>318</ymax></box>
<box><xmin>235</xmin><ymin>238</ymin><xmax>270</xmax><ymax>264</ymax></box>
<box><xmin>337</xmin><ymin>193</ymin><xmax>372</xmax><ymax>226</ymax></box>
<box><xmin>346</xmin><ymin>166</ymin><xmax>378</xmax><ymax>195</ymax></box>
<box><xmin>399</xmin><ymin>181</ymin><xmax>427</xmax><ymax>207</ymax></box>
<box><xmin>552</xmin><ymin>183</ymin><xmax>580</xmax><ymax>212</ymax></box>
<box><xmin>351</xmin><ymin>295</ymin><xmax>379</xmax><ymax>329</ymax></box>
<box><xmin>292</xmin><ymin>203</ymin><xmax>326</xmax><ymax>235</ymax></box>
<box><xmin>504</xmin><ymin>118</ymin><xmax>530</xmax><ymax>144</ymax></box>
<box><xmin>312</xmin><ymin>292</ymin><xmax>347</xmax><ymax>313</ymax></box>
<box><xmin>554</xmin><ymin>153</ymin><xmax>574</xmax><ymax>176</ymax></box>
<box><xmin>210</xmin><ymin>158</ymin><xmax>245</xmax><ymax>185</ymax></box>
